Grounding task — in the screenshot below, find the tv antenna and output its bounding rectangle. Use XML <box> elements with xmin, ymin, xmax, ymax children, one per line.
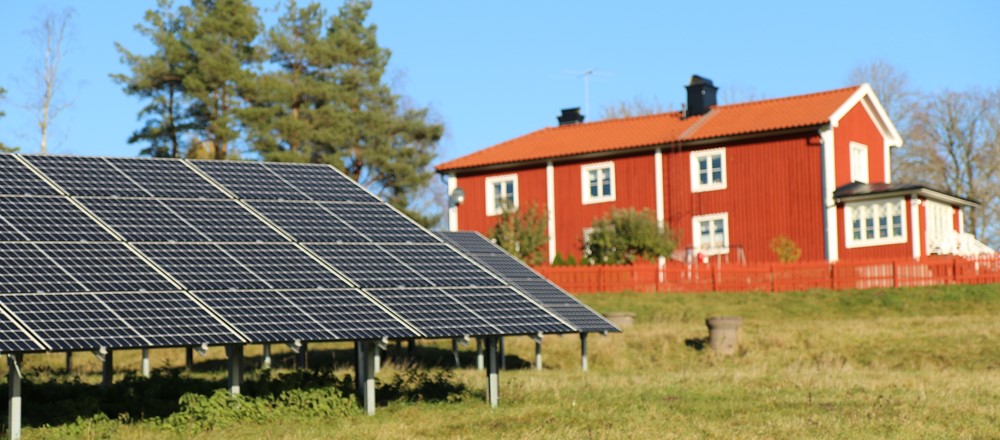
<box><xmin>562</xmin><ymin>68</ymin><xmax>613</xmax><ymax>118</ymax></box>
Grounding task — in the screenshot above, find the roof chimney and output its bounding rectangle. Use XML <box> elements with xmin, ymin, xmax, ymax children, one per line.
<box><xmin>685</xmin><ymin>75</ymin><xmax>718</xmax><ymax>117</ymax></box>
<box><xmin>557</xmin><ymin>107</ymin><xmax>585</xmax><ymax>126</ymax></box>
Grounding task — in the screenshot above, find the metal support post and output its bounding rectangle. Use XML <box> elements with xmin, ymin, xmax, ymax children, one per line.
<box><xmin>141</xmin><ymin>348</ymin><xmax>151</xmax><ymax>378</ymax></box>
<box><xmin>102</xmin><ymin>350</ymin><xmax>114</xmax><ymax>390</ymax></box>
<box><xmin>373</xmin><ymin>344</ymin><xmax>381</xmax><ymax>374</ymax></box>
<box><xmin>228</xmin><ymin>345</ymin><xmax>244</xmax><ymax>395</ymax></box>
<box><xmin>185</xmin><ymin>347</ymin><xmax>193</xmax><ymax>373</ymax></box>
<box><xmin>485</xmin><ymin>337</ymin><xmax>499</xmax><ymax>408</ymax></box>
<box><xmin>364</xmin><ymin>341</ymin><xmax>376</xmax><ymax>416</ymax></box>
<box><xmin>535</xmin><ymin>340</ymin><xmax>543</xmax><ymax>370</ymax></box>
<box><xmin>452</xmin><ymin>339</ymin><xmax>461</xmax><ymax>368</ymax></box>
<box><xmin>262</xmin><ymin>343</ymin><xmax>271</xmax><ymax>369</ymax></box>
<box><xmin>8</xmin><ymin>354</ymin><xmax>22</xmax><ymax>440</ymax></box>
<box><xmin>580</xmin><ymin>333</ymin><xmax>589</xmax><ymax>372</ymax></box>
<box><xmin>476</xmin><ymin>337</ymin><xmax>484</xmax><ymax>370</ymax></box>
<box><xmin>295</xmin><ymin>341</ymin><xmax>308</xmax><ymax>370</ymax></box>
<box><xmin>354</xmin><ymin>341</ymin><xmax>364</xmax><ymax>404</ymax></box>
<box><xmin>65</xmin><ymin>351</ymin><xmax>73</xmax><ymax>375</ymax></box>
<box><xmin>499</xmin><ymin>337</ymin><xmax>506</xmax><ymax>370</ymax></box>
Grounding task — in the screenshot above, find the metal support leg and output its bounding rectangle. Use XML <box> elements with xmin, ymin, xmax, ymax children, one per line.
<box><xmin>476</xmin><ymin>337</ymin><xmax>484</xmax><ymax>370</ymax></box>
<box><xmin>185</xmin><ymin>347</ymin><xmax>193</xmax><ymax>373</ymax></box>
<box><xmin>262</xmin><ymin>343</ymin><xmax>271</xmax><ymax>369</ymax></box>
<box><xmin>452</xmin><ymin>339</ymin><xmax>461</xmax><ymax>368</ymax></box>
<box><xmin>373</xmin><ymin>344</ymin><xmax>381</xmax><ymax>374</ymax></box>
<box><xmin>535</xmin><ymin>340</ymin><xmax>543</xmax><ymax>370</ymax></box>
<box><xmin>295</xmin><ymin>342</ymin><xmax>308</xmax><ymax>370</ymax></box>
<box><xmin>141</xmin><ymin>348</ymin><xmax>151</xmax><ymax>378</ymax></box>
<box><xmin>65</xmin><ymin>351</ymin><xmax>73</xmax><ymax>375</ymax></box>
<box><xmin>102</xmin><ymin>350</ymin><xmax>114</xmax><ymax>391</ymax></box>
<box><xmin>8</xmin><ymin>354</ymin><xmax>22</xmax><ymax>440</ymax></box>
<box><xmin>580</xmin><ymin>333</ymin><xmax>589</xmax><ymax>372</ymax></box>
<box><xmin>499</xmin><ymin>337</ymin><xmax>506</xmax><ymax>370</ymax></box>
<box><xmin>354</xmin><ymin>341</ymin><xmax>363</xmax><ymax>404</ymax></box>
<box><xmin>228</xmin><ymin>345</ymin><xmax>243</xmax><ymax>396</ymax></box>
<box><xmin>364</xmin><ymin>341</ymin><xmax>376</xmax><ymax>416</ymax></box>
<box><xmin>485</xmin><ymin>337</ymin><xmax>499</xmax><ymax>408</ymax></box>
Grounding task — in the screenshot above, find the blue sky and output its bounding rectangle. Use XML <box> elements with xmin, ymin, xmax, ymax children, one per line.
<box><xmin>0</xmin><ymin>1</ymin><xmax>997</xmax><ymax>164</ymax></box>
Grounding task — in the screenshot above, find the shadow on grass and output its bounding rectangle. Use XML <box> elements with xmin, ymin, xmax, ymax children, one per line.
<box><xmin>684</xmin><ymin>337</ymin><xmax>708</xmax><ymax>351</ymax></box>
<box><xmin>0</xmin><ymin>340</ymin><xmax>535</xmax><ymax>429</ymax></box>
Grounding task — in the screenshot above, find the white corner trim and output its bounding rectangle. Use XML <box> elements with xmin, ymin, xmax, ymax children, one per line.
<box><xmin>690</xmin><ymin>147</ymin><xmax>727</xmax><ymax>193</ymax></box>
<box><xmin>819</xmin><ymin>127</ymin><xmax>838</xmax><ymax>262</ymax></box>
<box><xmin>654</xmin><ymin>148</ymin><xmax>665</xmax><ymax>229</ymax></box>
<box><xmin>447</xmin><ymin>174</ymin><xmax>458</xmax><ymax>232</ymax></box>
<box><xmin>884</xmin><ymin>137</ymin><xmax>893</xmax><ymax>184</ymax></box>
<box><xmin>957</xmin><ymin>209</ymin><xmax>964</xmax><ymax>235</ymax></box>
<box><xmin>910</xmin><ymin>197</ymin><xmax>922</xmax><ymax>259</ymax></box>
<box><xmin>546</xmin><ymin>162</ymin><xmax>556</xmax><ymax>263</ymax></box>
<box><xmin>580</xmin><ymin>161</ymin><xmax>616</xmax><ymax>205</ymax></box>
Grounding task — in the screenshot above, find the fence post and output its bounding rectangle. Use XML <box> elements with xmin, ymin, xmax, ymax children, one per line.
<box><xmin>770</xmin><ymin>265</ymin><xmax>776</xmax><ymax>293</ymax></box>
<box><xmin>892</xmin><ymin>261</ymin><xmax>899</xmax><ymax>288</ymax></box>
<box><xmin>711</xmin><ymin>261</ymin><xmax>718</xmax><ymax>292</ymax></box>
<box><xmin>631</xmin><ymin>264</ymin><xmax>638</xmax><ymax>292</ymax></box>
<box><xmin>830</xmin><ymin>263</ymin><xmax>836</xmax><ymax>290</ymax></box>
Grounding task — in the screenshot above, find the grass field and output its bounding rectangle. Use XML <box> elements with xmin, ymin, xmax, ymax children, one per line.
<box><xmin>6</xmin><ymin>284</ymin><xmax>1000</xmax><ymax>439</ymax></box>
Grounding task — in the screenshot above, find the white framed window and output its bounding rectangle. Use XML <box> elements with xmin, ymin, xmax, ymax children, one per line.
<box><xmin>692</xmin><ymin>212</ymin><xmax>729</xmax><ymax>255</ymax></box>
<box><xmin>844</xmin><ymin>198</ymin><xmax>907</xmax><ymax>248</ymax></box>
<box><xmin>580</xmin><ymin>161</ymin><xmax>615</xmax><ymax>204</ymax></box>
<box><xmin>690</xmin><ymin>148</ymin><xmax>727</xmax><ymax>192</ymax></box>
<box><xmin>485</xmin><ymin>174</ymin><xmax>518</xmax><ymax>216</ymax></box>
<box><xmin>850</xmin><ymin>142</ymin><xmax>869</xmax><ymax>183</ymax></box>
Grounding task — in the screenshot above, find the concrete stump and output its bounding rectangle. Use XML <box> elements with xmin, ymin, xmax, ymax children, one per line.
<box><xmin>706</xmin><ymin>316</ymin><xmax>742</xmax><ymax>355</ymax></box>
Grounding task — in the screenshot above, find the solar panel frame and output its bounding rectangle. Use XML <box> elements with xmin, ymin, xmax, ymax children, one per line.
<box><xmin>0</xmin><ymin>243</ymin><xmax>92</xmax><ymax>293</ymax></box>
<box><xmin>35</xmin><ymin>242</ymin><xmax>177</xmax><ymax>292</ymax></box>
<box><xmin>0</xmin><ymin>155</ymin><xmax>60</xmax><ymax>196</ymax></box>
<box><xmin>191</xmin><ymin>160</ymin><xmax>311</xmax><ymax>200</ymax></box>
<box><xmin>95</xmin><ymin>291</ymin><xmax>245</xmax><ymax>347</ymax></box>
<box><xmin>366</xmin><ymin>288</ymin><xmax>498</xmax><ymax>338</ymax></box>
<box><xmin>305</xmin><ymin>243</ymin><xmax>434</xmax><ymax>288</ymax></box>
<box><xmin>79</xmin><ymin>198</ymin><xmax>206</xmax><ymax>242</ymax></box>
<box><xmin>0</xmin><ymin>196</ymin><xmax>117</xmax><ymax>242</ymax></box>
<box><xmin>0</xmin><ymin>308</ymin><xmax>46</xmax><ymax>353</ymax></box>
<box><xmin>321</xmin><ymin>202</ymin><xmax>440</xmax><ymax>243</ymax></box>
<box><xmin>159</xmin><ymin>199</ymin><xmax>286</xmax><ymax>242</ymax></box>
<box><xmin>23</xmin><ymin>155</ymin><xmax>151</xmax><ymax>198</ymax></box>
<box><xmin>380</xmin><ymin>243</ymin><xmax>506</xmax><ymax>287</ymax></box>
<box><xmin>442</xmin><ymin>286</ymin><xmax>574</xmax><ymax>335</ymax></box>
<box><xmin>106</xmin><ymin>157</ymin><xmax>229</xmax><ymax>199</ymax></box>
<box><xmin>0</xmin><ymin>293</ymin><xmax>149</xmax><ymax>350</ymax></box>
<box><xmin>247</xmin><ymin>201</ymin><xmax>367</xmax><ymax>243</ymax></box>
<box><xmin>262</xmin><ymin>162</ymin><xmax>378</xmax><ymax>202</ymax></box>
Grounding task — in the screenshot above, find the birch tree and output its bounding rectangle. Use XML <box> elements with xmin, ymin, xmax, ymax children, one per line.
<box><xmin>28</xmin><ymin>8</ymin><xmax>74</xmax><ymax>155</ymax></box>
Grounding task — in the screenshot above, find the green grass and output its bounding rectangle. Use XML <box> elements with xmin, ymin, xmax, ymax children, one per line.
<box><xmin>8</xmin><ymin>284</ymin><xmax>1000</xmax><ymax>439</ymax></box>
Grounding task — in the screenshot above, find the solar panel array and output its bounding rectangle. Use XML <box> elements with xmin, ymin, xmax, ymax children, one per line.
<box><xmin>0</xmin><ymin>154</ymin><xmax>575</xmax><ymax>354</ymax></box>
<box><xmin>436</xmin><ymin>231</ymin><xmax>619</xmax><ymax>333</ymax></box>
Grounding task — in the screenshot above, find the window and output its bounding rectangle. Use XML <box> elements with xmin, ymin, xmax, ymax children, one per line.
<box><xmin>690</xmin><ymin>148</ymin><xmax>727</xmax><ymax>192</ymax></box>
<box><xmin>850</xmin><ymin>142</ymin><xmax>869</xmax><ymax>183</ymax></box>
<box><xmin>692</xmin><ymin>213</ymin><xmax>729</xmax><ymax>255</ymax></box>
<box><xmin>484</xmin><ymin>174</ymin><xmax>518</xmax><ymax>216</ymax></box>
<box><xmin>925</xmin><ymin>201</ymin><xmax>954</xmax><ymax>253</ymax></box>
<box><xmin>580</xmin><ymin>161</ymin><xmax>615</xmax><ymax>204</ymax></box>
<box><xmin>844</xmin><ymin>198</ymin><xmax>906</xmax><ymax>248</ymax></box>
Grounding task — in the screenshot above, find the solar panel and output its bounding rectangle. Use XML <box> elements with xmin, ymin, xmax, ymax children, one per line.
<box><xmin>247</xmin><ymin>201</ymin><xmax>366</xmax><ymax>243</ymax></box>
<box><xmin>0</xmin><ymin>243</ymin><xmax>95</xmax><ymax>293</ymax></box>
<box><xmin>0</xmin><ymin>293</ymin><xmax>150</xmax><ymax>350</ymax></box>
<box><xmin>0</xmin><ymin>309</ymin><xmax>45</xmax><ymax>352</ymax></box>
<box><xmin>106</xmin><ymin>157</ymin><xmax>228</xmax><ymax>199</ymax></box>
<box><xmin>262</xmin><ymin>162</ymin><xmax>377</xmax><ymax>202</ymax></box>
<box><xmin>192</xmin><ymin>160</ymin><xmax>310</xmax><ymax>200</ymax></box>
<box><xmin>35</xmin><ymin>242</ymin><xmax>177</xmax><ymax>292</ymax></box>
<box><xmin>79</xmin><ymin>198</ymin><xmax>206</xmax><ymax>242</ymax></box>
<box><xmin>444</xmin><ymin>287</ymin><xmax>573</xmax><ymax>335</ymax></box>
<box><xmin>435</xmin><ymin>231</ymin><xmax>619</xmax><ymax>333</ymax></box>
<box><xmin>24</xmin><ymin>155</ymin><xmax>149</xmax><ymax>198</ymax></box>
<box><xmin>158</xmin><ymin>199</ymin><xmax>285</xmax><ymax>242</ymax></box>
<box><xmin>97</xmin><ymin>292</ymin><xmax>243</xmax><ymax>346</ymax></box>
<box><xmin>306</xmin><ymin>243</ymin><xmax>433</xmax><ymax>288</ymax></box>
<box><xmin>366</xmin><ymin>288</ymin><xmax>498</xmax><ymax>338</ymax></box>
<box><xmin>380</xmin><ymin>243</ymin><xmax>505</xmax><ymax>287</ymax></box>
<box><xmin>136</xmin><ymin>243</ymin><xmax>349</xmax><ymax>290</ymax></box>
<box><xmin>323</xmin><ymin>202</ymin><xmax>439</xmax><ymax>243</ymax></box>
<box><xmin>195</xmin><ymin>289</ymin><xmax>416</xmax><ymax>342</ymax></box>
<box><xmin>0</xmin><ymin>196</ymin><xmax>115</xmax><ymax>242</ymax></box>
<box><xmin>0</xmin><ymin>155</ymin><xmax>60</xmax><ymax>196</ymax></box>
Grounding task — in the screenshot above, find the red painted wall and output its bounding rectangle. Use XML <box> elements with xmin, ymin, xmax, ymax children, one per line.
<box><xmin>455</xmin><ymin>167</ymin><xmax>548</xmax><ymax>234</ymax></box>
<box><xmin>662</xmin><ymin>134</ymin><xmax>825</xmax><ymax>263</ymax></box>
<box><xmin>552</xmin><ymin>152</ymin><xmax>657</xmax><ymax>259</ymax></box>
<box><xmin>834</xmin><ymin>102</ymin><xmax>886</xmax><ymax>186</ymax></box>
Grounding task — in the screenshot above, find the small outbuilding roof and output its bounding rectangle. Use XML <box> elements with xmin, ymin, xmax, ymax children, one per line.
<box><xmin>833</xmin><ymin>182</ymin><xmax>979</xmax><ymax>208</ymax></box>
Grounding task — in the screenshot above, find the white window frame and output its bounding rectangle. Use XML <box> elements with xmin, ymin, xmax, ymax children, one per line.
<box><xmin>690</xmin><ymin>148</ymin><xmax>727</xmax><ymax>193</ymax></box>
<box><xmin>844</xmin><ymin>198</ymin><xmax>907</xmax><ymax>248</ymax></box>
<box><xmin>849</xmin><ymin>142</ymin><xmax>869</xmax><ymax>183</ymax></box>
<box><xmin>484</xmin><ymin>174</ymin><xmax>518</xmax><ymax>216</ymax></box>
<box><xmin>692</xmin><ymin>212</ymin><xmax>730</xmax><ymax>255</ymax></box>
<box><xmin>580</xmin><ymin>161</ymin><xmax>616</xmax><ymax>204</ymax></box>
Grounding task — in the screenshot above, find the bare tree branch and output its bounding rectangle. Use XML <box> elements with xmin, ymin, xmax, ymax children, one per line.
<box><xmin>27</xmin><ymin>7</ymin><xmax>75</xmax><ymax>155</ymax></box>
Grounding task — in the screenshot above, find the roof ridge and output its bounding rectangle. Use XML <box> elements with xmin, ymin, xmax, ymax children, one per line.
<box><xmin>712</xmin><ymin>85</ymin><xmax>860</xmax><ymax>111</ymax></box>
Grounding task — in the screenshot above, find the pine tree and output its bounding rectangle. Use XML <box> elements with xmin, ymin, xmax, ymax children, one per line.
<box><xmin>179</xmin><ymin>0</ymin><xmax>262</xmax><ymax>159</ymax></box>
<box><xmin>112</xmin><ymin>0</ymin><xmax>196</xmax><ymax>158</ymax></box>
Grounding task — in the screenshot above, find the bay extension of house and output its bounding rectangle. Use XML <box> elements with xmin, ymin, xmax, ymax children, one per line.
<box><xmin>0</xmin><ymin>153</ymin><xmax>619</xmax><ymax>354</ymax></box>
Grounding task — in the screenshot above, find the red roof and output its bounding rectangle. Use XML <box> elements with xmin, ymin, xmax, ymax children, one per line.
<box><xmin>437</xmin><ymin>86</ymin><xmax>859</xmax><ymax>172</ymax></box>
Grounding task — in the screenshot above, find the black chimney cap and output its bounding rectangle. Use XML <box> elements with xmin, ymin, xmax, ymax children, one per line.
<box><xmin>685</xmin><ymin>75</ymin><xmax>718</xmax><ymax>118</ymax></box>
<box><xmin>557</xmin><ymin>107</ymin><xmax>585</xmax><ymax>126</ymax></box>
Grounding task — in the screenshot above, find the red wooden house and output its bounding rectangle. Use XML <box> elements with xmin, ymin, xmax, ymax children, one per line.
<box><xmin>436</xmin><ymin>76</ymin><xmax>992</xmax><ymax>264</ymax></box>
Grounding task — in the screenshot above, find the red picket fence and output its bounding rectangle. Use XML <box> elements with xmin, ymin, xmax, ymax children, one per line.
<box><xmin>534</xmin><ymin>255</ymin><xmax>1000</xmax><ymax>294</ymax></box>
